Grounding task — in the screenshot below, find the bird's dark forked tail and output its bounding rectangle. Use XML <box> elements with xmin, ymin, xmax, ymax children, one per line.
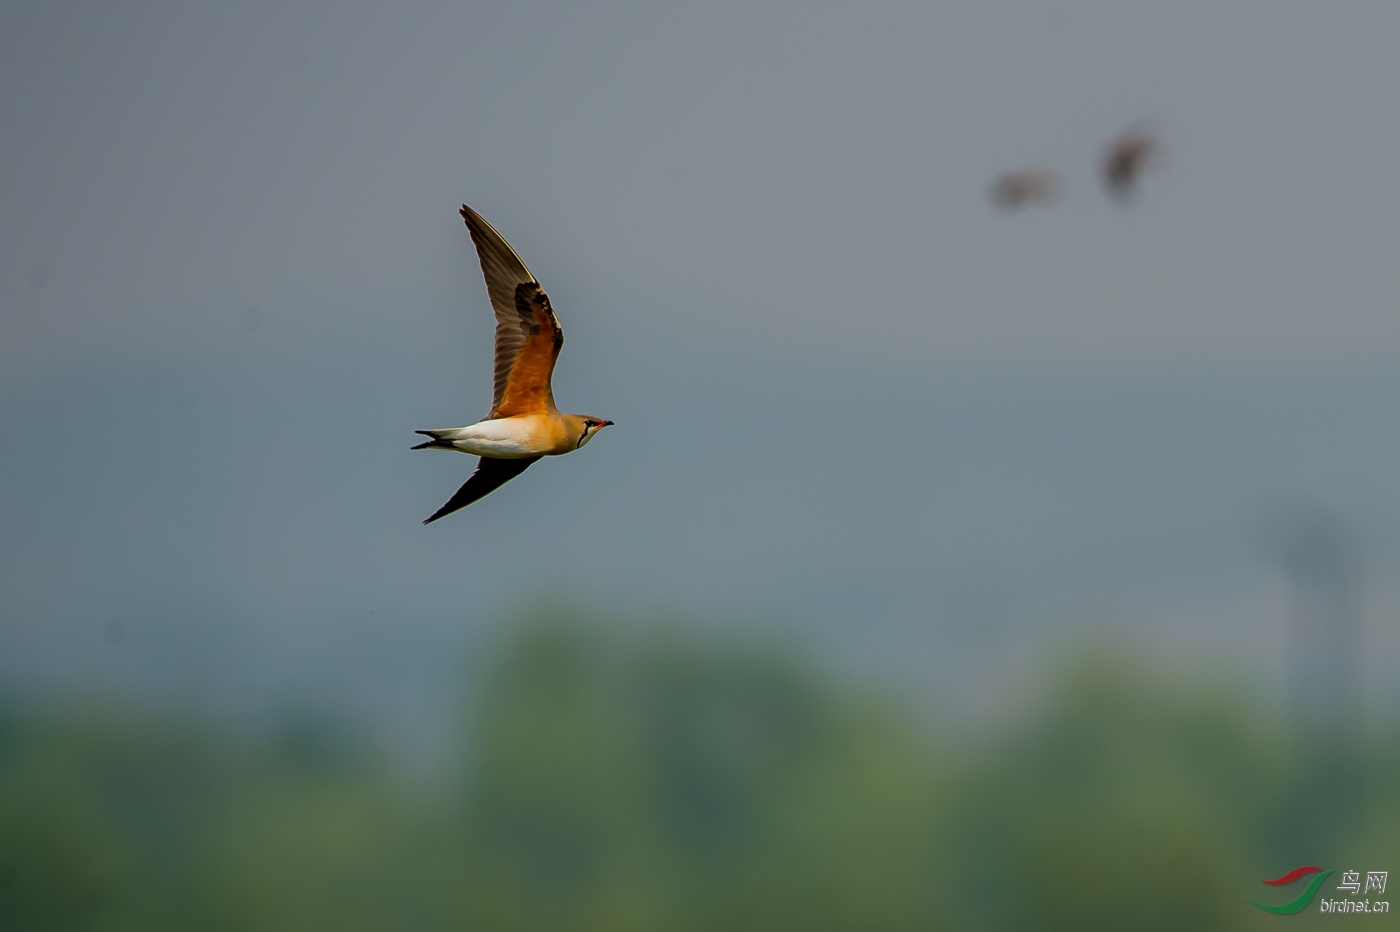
<box><xmin>411</xmin><ymin>430</ymin><xmax>455</xmax><ymax>451</ymax></box>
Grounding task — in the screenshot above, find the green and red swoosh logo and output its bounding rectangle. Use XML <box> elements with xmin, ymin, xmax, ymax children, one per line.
<box><xmin>1247</xmin><ymin>866</ymin><xmax>1333</xmax><ymax>914</ymax></box>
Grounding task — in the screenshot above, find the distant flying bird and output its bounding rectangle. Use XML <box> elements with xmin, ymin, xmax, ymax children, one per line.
<box><xmin>413</xmin><ymin>206</ymin><xmax>612</xmax><ymax>523</ymax></box>
<box><xmin>1103</xmin><ymin>127</ymin><xmax>1157</xmax><ymax>200</ymax></box>
<box><xmin>990</xmin><ymin>171</ymin><xmax>1059</xmax><ymax>209</ymax></box>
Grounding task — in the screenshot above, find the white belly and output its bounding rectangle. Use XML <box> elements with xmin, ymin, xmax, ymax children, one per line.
<box><xmin>437</xmin><ymin>418</ymin><xmax>548</xmax><ymax>457</ymax></box>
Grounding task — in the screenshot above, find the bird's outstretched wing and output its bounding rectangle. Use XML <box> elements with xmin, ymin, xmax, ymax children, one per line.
<box><xmin>422</xmin><ymin>455</ymin><xmax>542</xmax><ymax>524</ymax></box>
<box><xmin>460</xmin><ymin>206</ymin><xmax>564</xmax><ymax>418</ymax></box>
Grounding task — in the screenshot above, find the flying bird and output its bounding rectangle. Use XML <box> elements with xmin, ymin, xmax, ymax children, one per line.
<box><xmin>990</xmin><ymin>170</ymin><xmax>1059</xmax><ymax>209</ymax></box>
<box><xmin>1102</xmin><ymin>127</ymin><xmax>1157</xmax><ymax>200</ymax></box>
<box><xmin>413</xmin><ymin>205</ymin><xmax>612</xmax><ymax>523</ymax></box>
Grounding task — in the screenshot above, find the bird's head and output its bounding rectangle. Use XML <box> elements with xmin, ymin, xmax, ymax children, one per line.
<box><xmin>567</xmin><ymin>414</ymin><xmax>614</xmax><ymax>448</ymax></box>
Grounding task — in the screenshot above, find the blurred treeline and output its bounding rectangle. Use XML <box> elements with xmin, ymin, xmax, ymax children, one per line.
<box><xmin>2</xmin><ymin>613</ymin><xmax>1397</xmax><ymax>931</ymax></box>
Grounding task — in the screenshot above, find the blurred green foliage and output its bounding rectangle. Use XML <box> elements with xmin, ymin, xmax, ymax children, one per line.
<box><xmin>1</xmin><ymin>614</ymin><xmax>1396</xmax><ymax>930</ymax></box>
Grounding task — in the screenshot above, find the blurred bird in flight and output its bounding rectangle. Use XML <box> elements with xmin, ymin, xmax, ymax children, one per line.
<box><xmin>990</xmin><ymin>170</ymin><xmax>1059</xmax><ymax>209</ymax></box>
<box><xmin>1103</xmin><ymin>126</ymin><xmax>1157</xmax><ymax>200</ymax></box>
<box><xmin>414</xmin><ymin>206</ymin><xmax>612</xmax><ymax>524</ymax></box>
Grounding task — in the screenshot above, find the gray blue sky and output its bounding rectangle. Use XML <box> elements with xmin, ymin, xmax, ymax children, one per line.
<box><xmin>4</xmin><ymin>1</ymin><xmax>1400</xmax><ymax>748</ymax></box>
